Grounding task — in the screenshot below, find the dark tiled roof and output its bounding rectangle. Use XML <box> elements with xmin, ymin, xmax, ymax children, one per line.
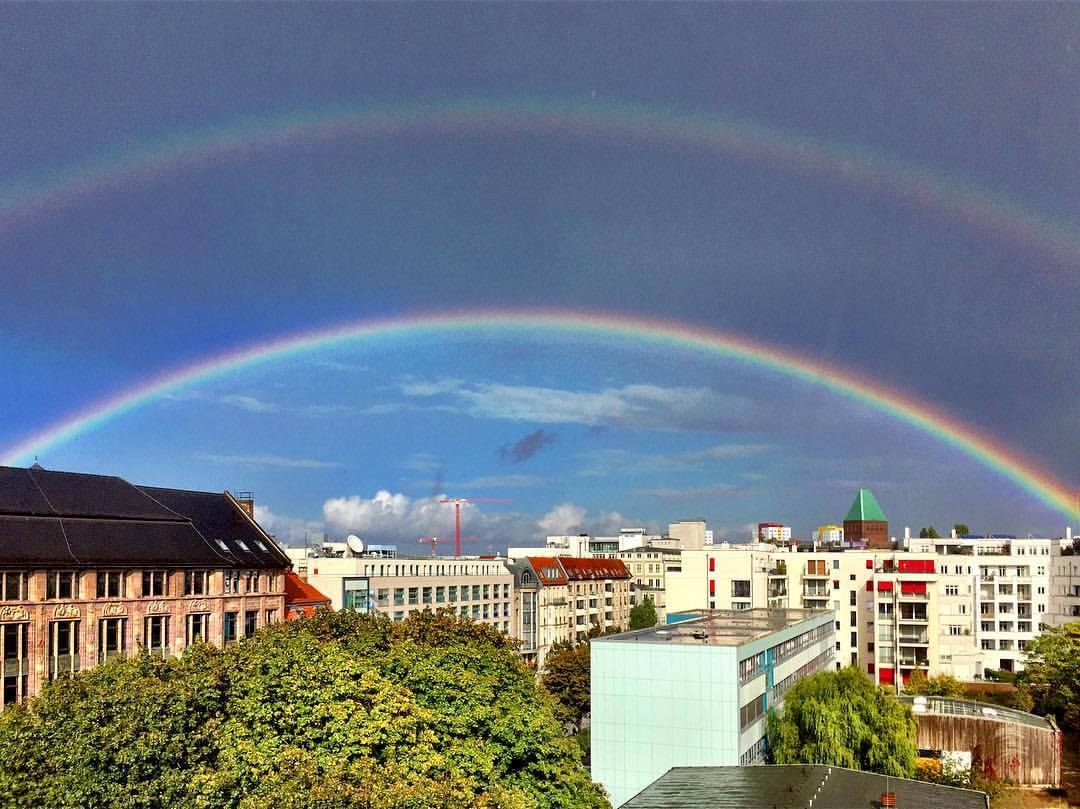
<box><xmin>621</xmin><ymin>766</ymin><xmax>987</xmax><ymax>809</ymax></box>
<box><xmin>0</xmin><ymin>466</ymin><xmax>182</xmax><ymax>520</ymax></box>
<box><xmin>0</xmin><ymin>465</ymin><xmax>288</xmax><ymax>569</ymax></box>
<box><xmin>139</xmin><ymin>486</ymin><xmax>289</xmax><ymax>567</ymax></box>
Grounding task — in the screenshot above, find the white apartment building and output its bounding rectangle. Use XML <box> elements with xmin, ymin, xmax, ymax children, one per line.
<box><xmin>757</xmin><ymin>523</ymin><xmax>791</xmax><ymax>544</ymax></box>
<box><xmin>1049</xmin><ymin>530</ymin><xmax>1080</xmax><ymax>626</ymax></box>
<box><xmin>616</xmin><ymin>545</ymin><xmax>682</xmax><ymax>621</ymax></box>
<box><xmin>295</xmin><ymin>554</ymin><xmax>515</xmax><ymax>635</ymax></box>
<box><xmin>665</xmin><ymin>532</ymin><xmax>1060</xmax><ymax>687</ymax></box>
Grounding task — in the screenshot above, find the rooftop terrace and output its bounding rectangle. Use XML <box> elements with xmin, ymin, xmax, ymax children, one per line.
<box><xmin>596</xmin><ymin>608</ymin><xmax>829</xmax><ymax>647</ymax></box>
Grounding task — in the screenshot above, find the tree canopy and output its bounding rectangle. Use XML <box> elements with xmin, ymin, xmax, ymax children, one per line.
<box><xmin>0</xmin><ymin>610</ymin><xmax>610</xmax><ymax>809</ymax></box>
<box><xmin>628</xmin><ymin>596</ymin><xmax>657</xmax><ymax>630</ymax></box>
<box><xmin>1020</xmin><ymin>620</ymin><xmax>1080</xmax><ymax>730</ymax></box>
<box><xmin>766</xmin><ymin>666</ymin><xmax>916</xmax><ymax>777</ymax></box>
<box><xmin>918</xmin><ymin>526</ymin><xmax>940</xmax><ymax>539</ymax></box>
<box><xmin>952</xmin><ymin>523</ymin><xmax>970</xmax><ymax>536</ymax></box>
<box><xmin>541</xmin><ymin>626</ymin><xmax>619</xmax><ymax>734</ymax></box>
<box><xmin>903</xmin><ymin>670</ymin><xmax>965</xmax><ymax>698</ymax></box>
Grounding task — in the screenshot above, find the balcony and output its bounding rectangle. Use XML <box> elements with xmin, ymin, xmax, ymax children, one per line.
<box><xmin>897</xmin><ymin>591</ymin><xmax>930</xmax><ymax>601</ymax></box>
<box><xmin>769</xmin><ymin>562</ymin><xmax>787</xmax><ymax>576</ymax></box>
<box><xmin>898</xmin><ymin>631</ymin><xmax>929</xmax><ymax>645</ymax></box>
<box><xmin>898</xmin><ymin>657</ymin><xmax>930</xmax><ymax>668</ymax></box>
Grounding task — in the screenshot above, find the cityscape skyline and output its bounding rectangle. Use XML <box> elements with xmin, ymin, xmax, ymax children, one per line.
<box><xmin>3</xmin><ymin>5</ymin><xmax>1078</xmax><ymax>547</ymax></box>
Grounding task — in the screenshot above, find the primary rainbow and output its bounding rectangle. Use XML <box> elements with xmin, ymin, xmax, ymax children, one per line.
<box><xmin>2</xmin><ymin>309</ymin><xmax>1076</xmax><ymax>522</ymax></box>
<box><xmin>1</xmin><ymin>99</ymin><xmax>1078</xmax><ymax>271</ymax></box>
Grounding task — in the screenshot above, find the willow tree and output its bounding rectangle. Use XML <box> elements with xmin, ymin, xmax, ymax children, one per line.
<box><xmin>766</xmin><ymin>666</ymin><xmax>916</xmax><ymax>777</ymax></box>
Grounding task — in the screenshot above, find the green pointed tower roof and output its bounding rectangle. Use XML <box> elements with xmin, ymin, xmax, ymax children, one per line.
<box><xmin>845</xmin><ymin>489</ymin><xmax>887</xmax><ymax>522</ymax></box>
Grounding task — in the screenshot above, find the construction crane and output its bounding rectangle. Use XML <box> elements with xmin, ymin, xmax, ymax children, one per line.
<box><xmin>439</xmin><ymin>497</ymin><xmax>511</xmax><ymax>556</ymax></box>
<box><xmin>417</xmin><ymin>535</ymin><xmax>479</xmax><ymax>557</ymax></box>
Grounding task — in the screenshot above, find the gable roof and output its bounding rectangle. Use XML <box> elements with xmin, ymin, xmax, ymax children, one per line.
<box><xmin>844</xmin><ymin>489</ymin><xmax>887</xmax><ymax>522</ymax></box>
<box><xmin>558</xmin><ymin>557</ymin><xmax>630</xmax><ymax>581</ymax></box>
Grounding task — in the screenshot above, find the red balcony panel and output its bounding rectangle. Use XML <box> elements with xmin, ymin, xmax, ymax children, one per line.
<box><xmin>866</xmin><ymin>580</ymin><xmax>874</xmax><ymax>591</ymax></box>
<box><xmin>709</xmin><ymin>558</ymin><xmax>715</xmax><ymax>572</ymax></box>
<box><xmin>709</xmin><ymin>580</ymin><xmax>715</xmax><ymax>596</ymax></box>
<box><xmin>900</xmin><ymin>581</ymin><xmax>927</xmax><ymax>594</ymax></box>
<box><xmin>898</xmin><ymin>559</ymin><xmax>935</xmax><ymax>574</ymax></box>
<box><xmin>879</xmin><ymin>667</ymin><xmax>894</xmax><ymax>685</ymax></box>
<box><xmin>877</xmin><ymin>580</ymin><xmax>893</xmax><ymax>591</ymax></box>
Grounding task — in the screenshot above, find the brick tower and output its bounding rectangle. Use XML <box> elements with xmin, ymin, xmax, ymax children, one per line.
<box><xmin>843</xmin><ymin>488</ymin><xmax>889</xmax><ymax>549</ymax></box>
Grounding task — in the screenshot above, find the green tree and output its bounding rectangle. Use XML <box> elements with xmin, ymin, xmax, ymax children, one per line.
<box><xmin>1021</xmin><ymin>620</ymin><xmax>1080</xmax><ymax>730</ymax></box>
<box><xmin>628</xmin><ymin>596</ymin><xmax>658</xmax><ymax>630</ymax></box>
<box><xmin>766</xmin><ymin>666</ymin><xmax>916</xmax><ymax>777</ymax></box>
<box><xmin>904</xmin><ymin>670</ymin><xmax>965</xmax><ymax>698</ymax></box>
<box><xmin>918</xmin><ymin>526</ymin><xmax>940</xmax><ymax>539</ymax></box>
<box><xmin>541</xmin><ymin>626</ymin><xmax>619</xmax><ymax>733</ymax></box>
<box><xmin>0</xmin><ymin>610</ymin><xmax>609</xmax><ymax>809</ymax></box>
<box><xmin>953</xmin><ymin>523</ymin><xmax>971</xmax><ymax>536</ymax></box>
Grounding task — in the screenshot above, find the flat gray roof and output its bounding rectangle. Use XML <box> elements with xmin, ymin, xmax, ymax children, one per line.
<box><xmin>899</xmin><ymin>695</ymin><xmax>1056</xmax><ymax>731</ymax></box>
<box><xmin>621</xmin><ymin>766</ymin><xmax>988</xmax><ymax>809</ymax></box>
<box><xmin>595</xmin><ymin>608</ymin><xmax>829</xmax><ymax>648</ymax></box>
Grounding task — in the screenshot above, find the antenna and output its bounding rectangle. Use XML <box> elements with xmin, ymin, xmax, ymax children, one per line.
<box><xmin>346</xmin><ymin>534</ymin><xmax>365</xmax><ymax>556</ymax></box>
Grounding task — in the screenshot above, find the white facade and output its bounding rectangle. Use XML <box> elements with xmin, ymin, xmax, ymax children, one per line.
<box><xmin>300</xmin><ymin>555</ymin><xmax>514</xmax><ymax>635</ymax></box>
<box><xmin>592</xmin><ymin>609</ymin><xmax>835</xmax><ymax>807</ymax></box>
<box><xmin>664</xmin><ymin>534</ymin><xmax>1062</xmax><ymax>686</ymax></box>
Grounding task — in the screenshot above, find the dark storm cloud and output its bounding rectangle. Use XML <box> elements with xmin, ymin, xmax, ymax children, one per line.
<box><xmin>498</xmin><ymin>429</ymin><xmax>558</xmax><ymax>464</ymax></box>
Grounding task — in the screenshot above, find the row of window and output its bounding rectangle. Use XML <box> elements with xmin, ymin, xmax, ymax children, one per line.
<box><xmin>773</xmin><ymin>622</ymin><xmax>832</xmax><ymax>665</ymax></box>
<box><xmin>382</xmin><ymin>583</ymin><xmax>512</xmax><ymax>606</ymax></box>
<box><xmin>356</xmin><ymin>562</ymin><xmax>509</xmax><ymax>578</ymax></box>
<box><xmin>0</xmin><ymin>569</ymin><xmax>275</xmax><ymax>601</ymax></box>
<box><xmin>770</xmin><ymin>648</ymin><xmax>833</xmax><ymax>704</ymax></box>
<box><xmin>0</xmin><ymin>610</ymin><xmax>277</xmax><ymax>708</ymax></box>
<box><xmin>739</xmin><ymin>693</ymin><xmax>766</xmax><ymax>730</ymax></box>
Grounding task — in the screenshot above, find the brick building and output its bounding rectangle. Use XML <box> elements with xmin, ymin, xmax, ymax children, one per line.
<box><xmin>0</xmin><ymin>465</ymin><xmax>290</xmax><ymax>705</ymax></box>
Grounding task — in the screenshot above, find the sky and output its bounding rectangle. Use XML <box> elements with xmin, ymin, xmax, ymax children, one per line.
<box><xmin>1</xmin><ymin>4</ymin><xmax>1078</xmax><ymax>550</ymax></box>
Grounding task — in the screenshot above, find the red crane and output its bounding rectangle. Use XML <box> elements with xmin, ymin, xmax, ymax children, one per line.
<box><xmin>439</xmin><ymin>497</ymin><xmax>511</xmax><ymax>555</ymax></box>
<box><xmin>417</xmin><ymin>535</ymin><xmax>479</xmax><ymax>557</ymax></box>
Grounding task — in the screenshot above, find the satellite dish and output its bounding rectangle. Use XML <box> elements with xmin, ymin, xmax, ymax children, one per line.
<box><xmin>346</xmin><ymin>535</ymin><xmax>365</xmax><ymax>555</ymax></box>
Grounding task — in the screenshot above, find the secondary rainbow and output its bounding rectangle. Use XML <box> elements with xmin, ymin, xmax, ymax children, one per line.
<box><xmin>2</xmin><ymin>309</ymin><xmax>1076</xmax><ymax>522</ymax></box>
<box><xmin>1</xmin><ymin>99</ymin><xmax>1078</xmax><ymax>272</ymax></box>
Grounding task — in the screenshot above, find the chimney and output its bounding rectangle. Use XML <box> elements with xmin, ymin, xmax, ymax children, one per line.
<box><xmin>233</xmin><ymin>490</ymin><xmax>255</xmax><ymax>517</ymax></box>
<box><xmin>1067</xmin><ymin>526</ymin><xmax>1073</xmax><ymax>542</ymax></box>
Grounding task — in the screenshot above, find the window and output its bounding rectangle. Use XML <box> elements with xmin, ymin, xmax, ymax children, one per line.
<box><xmin>483</xmin><ymin>584</ymin><xmax>491</xmax><ymax>600</ymax></box>
<box><xmin>850</xmin><ymin>611</ymin><xmax>857</xmax><ymax>627</ymax></box>
<box><xmin>244</xmin><ymin>610</ymin><xmax>258</xmax><ymax>637</ymax></box>
<box><xmin>408</xmin><ymin>587</ymin><xmax>418</xmax><ymax>605</ymax></box>
<box><xmin>422</xmin><ymin>586</ymin><xmax>433</xmax><ymax>604</ymax></box>
<box><xmin>47</xmin><ymin>571</ymin><xmax>79</xmax><ymax>600</ymax></box>
<box><xmin>739</xmin><ymin>694</ymin><xmax>766</xmax><ymax>729</ymax></box>
<box><xmin>807</xmin><ymin>560</ymin><xmax>826</xmax><ymax>575</ymax></box>
<box><xmin>945</xmin><ymin>585</ymin><xmax>959</xmax><ymax>596</ymax></box>
<box><xmin>948</xmin><ymin>625</ymin><xmax>963</xmax><ymax>636</ymax></box>
<box><xmin>436</xmin><ymin>586</ymin><xmax>445</xmax><ymax>603</ymax></box>
<box><xmin>264</xmin><ymin>609</ymin><xmax>277</xmax><ymax>626</ymax></box>
<box><xmin>142</xmin><ymin>570</ymin><xmax>168</xmax><ymax>597</ymax></box>
<box><xmin>98</xmin><ymin>617</ymin><xmax>126</xmax><ymax>663</ymax></box>
<box><xmin>223</xmin><ymin>612</ymin><xmax>238</xmax><ymax>645</ymax></box>
<box><xmin>1</xmin><ymin>572</ymin><xmax>26</xmax><ymax>601</ymax></box>
<box><xmin>186</xmin><ymin>613</ymin><xmax>209</xmax><ymax>645</ymax></box>
<box><xmin>849</xmin><ymin>591</ymin><xmax>857</xmax><ymax>606</ymax></box>
<box><xmin>245</xmin><ymin>571</ymin><xmax>260</xmax><ymax>593</ymax></box>
<box><xmin>832</xmin><ymin>559</ymin><xmax>840</xmax><ymax>570</ymax></box>
<box><xmin>96</xmin><ymin>571</ymin><xmax>124</xmax><ymax>598</ymax></box>
<box><xmin>224</xmin><ymin>569</ymin><xmax>240</xmax><ymax>594</ymax></box>
<box><xmin>144</xmin><ymin>616</ymin><xmax>169</xmax><ymax>657</ymax></box>
<box><xmin>48</xmin><ymin>620</ymin><xmax>80</xmax><ymax>678</ymax></box>
<box><xmin>731</xmin><ymin>580</ymin><xmax>751</xmax><ymax>598</ymax></box>
<box><xmin>472</xmin><ymin>585</ymin><xmax>481</xmax><ymax>600</ymax></box>
<box><xmin>184</xmin><ymin>571</ymin><xmax>208</xmax><ymax>596</ymax></box>
<box><xmin>1</xmin><ymin>623</ymin><xmax>29</xmax><ymax>706</ymax></box>
<box><xmin>850</xmin><ymin>631</ymin><xmax>857</xmax><ymax>646</ymax></box>
<box><xmin>448</xmin><ymin>585</ymin><xmax>458</xmax><ymax>601</ymax></box>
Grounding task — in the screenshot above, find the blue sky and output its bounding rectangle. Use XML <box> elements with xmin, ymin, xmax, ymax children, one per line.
<box><xmin>1</xmin><ymin>5</ymin><xmax>1077</xmax><ymax>548</ymax></box>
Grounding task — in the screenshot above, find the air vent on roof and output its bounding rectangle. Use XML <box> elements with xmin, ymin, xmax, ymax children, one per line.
<box><xmin>691</xmin><ymin>630</ymin><xmax>708</xmax><ymax>640</ymax></box>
